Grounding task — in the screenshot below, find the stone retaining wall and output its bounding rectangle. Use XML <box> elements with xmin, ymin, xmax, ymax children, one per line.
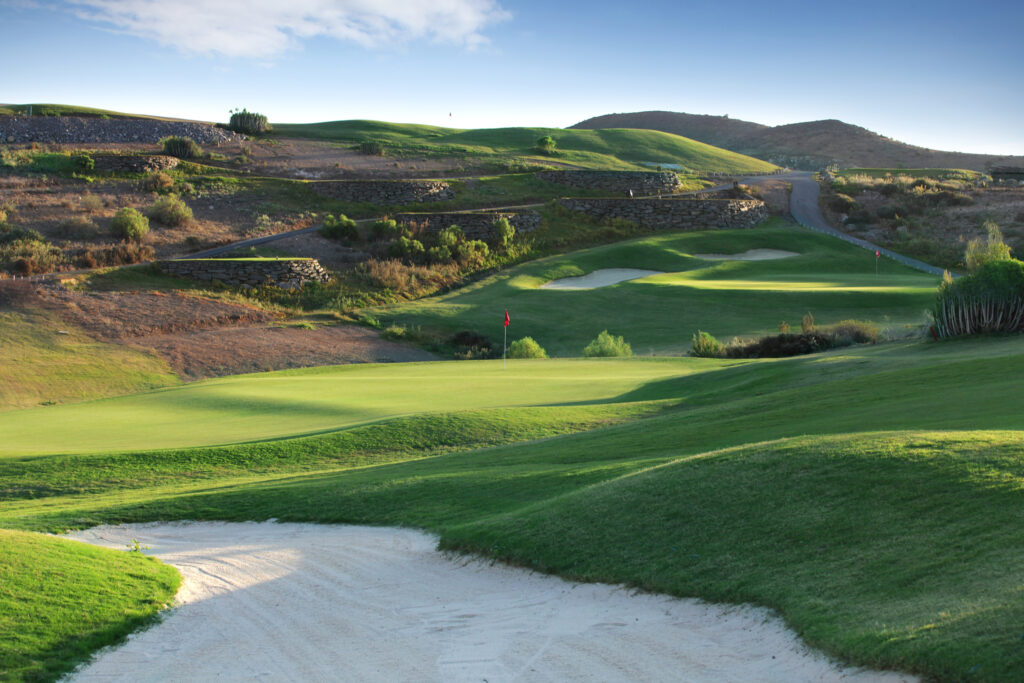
<box><xmin>0</xmin><ymin>116</ymin><xmax>237</xmax><ymax>145</ymax></box>
<box><xmin>394</xmin><ymin>211</ymin><xmax>541</xmax><ymax>241</ymax></box>
<box><xmin>556</xmin><ymin>198</ymin><xmax>767</xmax><ymax>231</ymax></box>
<box><xmin>309</xmin><ymin>180</ymin><xmax>454</xmax><ymax>204</ymax></box>
<box><xmin>538</xmin><ymin>170</ymin><xmax>681</xmax><ymax>194</ymax></box>
<box><xmin>157</xmin><ymin>259</ymin><xmax>330</xmax><ymax>290</ymax></box>
<box><xmin>93</xmin><ymin>154</ymin><xmax>179</xmax><ymax>174</ymax></box>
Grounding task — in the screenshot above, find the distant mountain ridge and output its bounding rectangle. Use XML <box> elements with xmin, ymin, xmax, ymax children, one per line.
<box><xmin>570</xmin><ymin>111</ymin><xmax>1023</xmax><ymax>171</ymax></box>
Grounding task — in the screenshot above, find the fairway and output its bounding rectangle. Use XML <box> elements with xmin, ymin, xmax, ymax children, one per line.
<box><xmin>366</xmin><ymin>221</ymin><xmax>940</xmax><ymax>356</ymax></box>
<box><xmin>0</xmin><ymin>357</ymin><xmax>700</xmax><ymax>456</ymax></box>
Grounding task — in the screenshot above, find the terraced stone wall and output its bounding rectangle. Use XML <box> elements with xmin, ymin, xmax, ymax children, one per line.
<box><xmin>394</xmin><ymin>211</ymin><xmax>541</xmax><ymax>241</ymax></box>
<box><xmin>538</xmin><ymin>171</ymin><xmax>681</xmax><ymax>194</ymax></box>
<box><xmin>157</xmin><ymin>259</ymin><xmax>330</xmax><ymax>290</ymax></box>
<box><xmin>309</xmin><ymin>180</ymin><xmax>454</xmax><ymax>204</ymax></box>
<box><xmin>556</xmin><ymin>198</ymin><xmax>767</xmax><ymax>231</ymax></box>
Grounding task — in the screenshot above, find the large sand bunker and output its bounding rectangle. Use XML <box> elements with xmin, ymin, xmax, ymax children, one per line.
<box><xmin>693</xmin><ymin>248</ymin><xmax>798</xmax><ymax>261</ymax></box>
<box><xmin>67</xmin><ymin>522</ymin><xmax>916</xmax><ymax>682</ymax></box>
<box><xmin>540</xmin><ymin>268</ymin><xmax>663</xmax><ymax>290</ymax></box>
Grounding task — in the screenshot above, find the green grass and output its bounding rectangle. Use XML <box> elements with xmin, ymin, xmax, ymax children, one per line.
<box><xmin>0</xmin><ymin>529</ymin><xmax>179</xmax><ymax>682</ymax></box>
<box><xmin>362</xmin><ymin>219</ymin><xmax>940</xmax><ymax>356</ymax></box>
<box><xmin>272</xmin><ymin>120</ymin><xmax>778</xmax><ymax>173</ymax></box>
<box><xmin>0</xmin><ymin>103</ymin><xmax>190</xmax><ymax>121</ymax></box>
<box><xmin>2</xmin><ymin>336</ymin><xmax>1024</xmax><ymax>680</ymax></box>
<box><xmin>0</xmin><ymin>309</ymin><xmax>179</xmax><ymax>411</ymax></box>
<box><xmin>836</xmin><ymin>168</ymin><xmax>985</xmax><ymax>181</ymax></box>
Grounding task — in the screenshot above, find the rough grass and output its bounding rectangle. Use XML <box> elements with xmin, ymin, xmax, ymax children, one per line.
<box><xmin>0</xmin><ymin>529</ymin><xmax>180</xmax><ymax>682</ymax></box>
<box><xmin>1</xmin><ymin>336</ymin><xmax>1023</xmax><ymax>680</ymax></box>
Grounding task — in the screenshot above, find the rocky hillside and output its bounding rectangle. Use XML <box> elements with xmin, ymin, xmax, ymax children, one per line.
<box><xmin>0</xmin><ymin>115</ymin><xmax>237</xmax><ymax>145</ymax></box>
<box><xmin>571</xmin><ymin>111</ymin><xmax>1024</xmax><ymax>171</ymax></box>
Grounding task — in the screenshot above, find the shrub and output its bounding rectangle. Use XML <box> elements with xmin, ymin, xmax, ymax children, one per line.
<box><xmin>147</xmin><ymin>194</ymin><xmax>192</xmax><ymax>226</ymax></box>
<box><xmin>79</xmin><ymin>193</ymin><xmax>104</xmax><ymax>213</ymax></box>
<box><xmin>227</xmin><ymin>108</ymin><xmax>270</xmax><ymax>135</ymax></box>
<box><xmin>508</xmin><ymin>336</ymin><xmax>548</xmax><ymax>359</ymax></box>
<box><xmin>372</xmin><ymin>218</ymin><xmax>402</xmax><ymax>240</ymax></box>
<box><xmin>535</xmin><ymin>135</ymin><xmax>556</xmax><ymax>155</ymax></box>
<box><xmin>965</xmin><ymin>221</ymin><xmax>1012</xmax><ymax>272</ymax></box>
<box><xmin>822</xmin><ymin>320</ymin><xmax>879</xmax><ymax>344</ymax></box>
<box><xmin>139</xmin><ymin>171</ymin><xmax>174</xmax><ymax>192</ymax></box>
<box><xmin>388</xmin><ymin>236</ymin><xmax>425</xmax><ymax>261</ymax></box>
<box><xmin>932</xmin><ymin>259</ymin><xmax>1024</xmax><ymax>337</ymax></box>
<box><xmin>110</xmin><ymin>207</ymin><xmax>149</xmax><ymax>241</ymax></box>
<box><xmin>427</xmin><ymin>245</ymin><xmax>452</xmax><ymax>263</ymax></box>
<box><xmin>437</xmin><ymin>224</ymin><xmax>464</xmax><ymax>249</ymax></box>
<box><xmin>827</xmin><ymin>193</ymin><xmax>857</xmax><ymax>213</ymax></box>
<box><xmin>321</xmin><ymin>214</ymin><xmax>359</xmax><ymax>242</ymax></box>
<box><xmin>801</xmin><ymin>312</ymin><xmax>815</xmax><ymax>333</ymax></box>
<box><xmin>57</xmin><ymin>216</ymin><xmax>98</xmax><ymax>238</ymax></box>
<box><xmin>161</xmin><ymin>136</ymin><xmax>202</xmax><ymax>159</ymax></box>
<box><xmin>74</xmin><ymin>242</ymin><xmax>154</xmax><ymax>268</ymax></box>
<box><xmin>454</xmin><ymin>239</ymin><xmax>489</xmax><ymax>267</ymax></box>
<box><xmin>492</xmin><ymin>217</ymin><xmax>515</xmax><ymax>250</ymax></box>
<box><xmin>583</xmin><ymin>330</ymin><xmax>633</xmax><ymax>357</ymax></box>
<box><xmin>73</xmin><ymin>153</ymin><xmax>94</xmax><ymax>172</ymax></box>
<box><xmin>358</xmin><ymin>141</ymin><xmax>385</xmax><ymax>156</ymax></box>
<box><xmin>355</xmin><ymin>258</ymin><xmax>458</xmax><ymax>296</ymax></box>
<box><xmin>0</xmin><ymin>226</ymin><xmax>64</xmax><ymax>275</ymax></box>
<box><xmin>690</xmin><ymin>330</ymin><xmax>725</xmax><ymax>358</ymax></box>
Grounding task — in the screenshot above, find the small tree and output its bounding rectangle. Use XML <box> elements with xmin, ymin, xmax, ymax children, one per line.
<box><xmin>110</xmin><ymin>207</ymin><xmax>149</xmax><ymax>242</ymax></box>
<box><xmin>454</xmin><ymin>239</ymin><xmax>489</xmax><ymax>268</ymax></box>
<box><xmin>690</xmin><ymin>330</ymin><xmax>725</xmax><ymax>358</ymax></box>
<box><xmin>492</xmin><ymin>217</ymin><xmax>515</xmax><ymax>250</ymax></box>
<box><xmin>227</xmin><ymin>108</ymin><xmax>270</xmax><ymax>135</ymax></box>
<box><xmin>965</xmin><ymin>221</ymin><xmax>1012</xmax><ymax>271</ymax></box>
<box><xmin>438</xmin><ymin>225</ymin><xmax>464</xmax><ymax>249</ymax></box>
<box><xmin>535</xmin><ymin>135</ymin><xmax>556</xmax><ymax>155</ymax></box>
<box><xmin>508</xmin><ymin>336</ymin><xmax>548</xmax><ymax>359</ymax></box>
<box><xmin>321</xmin><ymin>214</ymin><xmax>359</xmax><ymax>242</ymax></box>
<box><xmin>583</xmin><ymin>330</ymin><xmax>632</xmax><ymax>357</ymax></box>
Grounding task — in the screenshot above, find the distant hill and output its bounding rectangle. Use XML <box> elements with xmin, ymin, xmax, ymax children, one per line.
<box><xmin>571</xmin><ymin>111</ymin><xmax>1024</xmax><ymax>171</ymax></box>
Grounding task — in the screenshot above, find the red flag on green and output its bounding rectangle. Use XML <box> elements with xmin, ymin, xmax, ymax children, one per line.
<box><xmin>503</xmin><ymin>310</ymin><xmax>510</xmax><ymax>327</ymax></box>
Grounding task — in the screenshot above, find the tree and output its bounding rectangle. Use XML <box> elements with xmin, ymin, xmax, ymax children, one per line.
<box><xmin>535</xmin><ymin>135</ymin><xmax>556</xmax><ymax>155</ymax></box>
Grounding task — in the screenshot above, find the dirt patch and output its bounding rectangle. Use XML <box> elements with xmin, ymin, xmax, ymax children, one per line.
<box><xmin>129</xmin><ymin>324</ymin><xmax>436</xmax><ymax>380</ymax></box>
<box><xmin>694</xmin><ymin>248</ymin><xmax>797</xmax><ymax>261</ymax></box>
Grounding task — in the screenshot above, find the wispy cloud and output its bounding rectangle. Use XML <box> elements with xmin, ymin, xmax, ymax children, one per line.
<box><xmin>66</xmin><ymin>0</ymin><xmax>510</xmax><ymax>58</ymax></box>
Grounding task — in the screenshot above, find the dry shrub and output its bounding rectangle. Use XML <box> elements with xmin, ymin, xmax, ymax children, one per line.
<box><xmin>79</xmin><ymin>193</ymin><xmax>104</xmax><ymax>213</ymax></box>
<box><xmin>355</xmin><ymin>258</ymin><xmax>458</xmax><ymax>296</ymax></box>
<box><xmin>0</xmin><ymin>278</ymin><xmax>38</xmax><ymax>308</ymax></box>
<box><xmin>57</xmin><ymin>216</ymin><xmax>99</xmax><ymax>238</ymax></box>
<box><xmin>74</xmin><ymin>243</ymin><xmax>155</xmax><ymax>269</ymax></box>
<box><xmin>139</xmin><ymin>171</ymin><xmax>174</xmax><ymax>192</ymax></box>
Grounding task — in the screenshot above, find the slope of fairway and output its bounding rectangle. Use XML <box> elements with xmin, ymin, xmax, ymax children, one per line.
<box><xmin>0</xmin><ymin>357</ymin><xmax>697</xmax><ymax>456</ymax></box>
<box><xmin>271</xmin><ymin>120</ymin><xmax>778</xmax><ymax>173</ymax></box>
<box><xmin>0</xmin><ymin>529</ymin><xmax>179</xmax><ymax>682</ymax></box>
<box><xmin>367</xmin><ymin>220</ymin><xmax>940</xmax><ymax>356</ymax></box>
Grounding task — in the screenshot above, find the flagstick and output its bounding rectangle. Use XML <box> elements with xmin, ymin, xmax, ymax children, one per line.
<box><xmin>503</xmin><ymin>324</ymin><xmax>507</xmax><ymax>370</ymax></box>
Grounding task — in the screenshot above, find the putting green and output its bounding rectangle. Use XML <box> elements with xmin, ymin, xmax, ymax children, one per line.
<box><xmin>0</xmin><ymin>357</ymin><xmax>704</xmax><ymax>457</ymax></box>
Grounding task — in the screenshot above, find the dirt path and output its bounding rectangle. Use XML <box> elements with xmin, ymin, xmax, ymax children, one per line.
<box><xmin>66</xmin><ymin>522</ymin><xmax>917</xmax><ymax>683</ymax></box>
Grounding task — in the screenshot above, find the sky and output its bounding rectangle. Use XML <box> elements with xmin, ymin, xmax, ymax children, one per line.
<box><xmin>1</xmin><ymin>0</ymin><xmax>1022</xmax><ymax>155</ymax></box>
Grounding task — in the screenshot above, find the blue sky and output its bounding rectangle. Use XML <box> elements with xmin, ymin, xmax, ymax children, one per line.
<box><xmin>1</xmin><ymin>0</ymin><xmax>1021</xmax><ymax>154</ymax></box>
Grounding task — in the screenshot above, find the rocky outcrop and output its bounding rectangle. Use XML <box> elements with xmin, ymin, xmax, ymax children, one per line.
<box><xmin>394</xmin><ymin>211</ymin><xmax>541</xmax><ymax>241</ymax></box>
<box><xmin>556</xmin><ymin>198</ymin><xmax>767</xmax><ymax>231</ymax></box>
<box><xmin>538</xmin><ymin>171</ymin><xmax>681</xmax><ymax>194</ymax></box>
<box><xmin>157</xmin><ymin>259</ymin><xmax>330</xmax><ymax>290</ymax></box>
<box><xmin>0</xmin><ymin>116</ymin><xmax>237</xmax><ymax>145</ymax></box>
<box><xmin>309</xmin><ymin>180</ymin><xmax>454</xmax><ymax>204</ymax></box>
<box><xmin>93</xmin><ymin>154</ymin><xmax>180</xmax><ymax>174</ymax></box>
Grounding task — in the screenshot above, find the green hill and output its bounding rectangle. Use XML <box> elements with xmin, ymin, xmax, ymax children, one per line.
<box><xmin>272</xmin><ymin>119</ymin><xmax>778</xmax><ymax>173</ymax></box>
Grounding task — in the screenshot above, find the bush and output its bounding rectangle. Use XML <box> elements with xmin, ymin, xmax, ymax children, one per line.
<box><xmin>822</xmin><ymin>320</ymin><xmax>879</xmax><ymax>344</ymax></box>
<box><xmin>139</xmin><ymin>171</ymin><xmax>174</xmax><ymax>192</ymax></box>
<box><xmin>827</xmin><ymin>193</ymin><xmax>857</xmax><ymax>213</ymax></box>
<box><xmin>535</xmin><ymin>135</ymin><xmax>556</xmax><ymax>155</ymax></box>
<box><xmin>161</xmin><ymin>136</ymin><xmax>202</xmax><ymax>159</ymax></box>
<box><xmin>372</xmin><ymin>218</ymin><xmax>402</xmax><ymax>241</ymax></box>
<box><xmin>110</xmin><ymin>207</ymin><xmax>149</xmax><ymax>241</ymax></box>
<box><xmin>358</xmin><ymin>141</ymin><xmax>385</xmax><ymax>156</ymax></box>
<box><xmin>227</xmin><ymin>108</ymin><xmax>270</xmax><ymax>135</ymax></box>
<box><xmin>388</xmin><ymin>236</ymin><xmax>425</xmax><ymax>261</ymax></box>
<box><xmin>355</xmin><ymin>258</ymin><xmax>458</xmax><ymax>296</ymax></box>
<box><xmin>965</xmin><ymin>221</ymin><xmax>1012</xmax><ymax>272</ymax></box>
<box><xmin>583</xmin><ymin>330</ymin><xmax>633</xmax><ymax>357</ymax></box>
<box><xmin>932</xmin><ymin>259</ymin><xmax>1024</xmax><ymax>337</ymax></box>
<box><xmin>450</xmin><ymin>330</ymin><xmax>494</xmax><ymax>359</ymax></box>
<box><xmin>492</xmin><ymin>217</ymin><xmax>515</xmax><ymax>250</ymax></box>
<box><xmin>79</xmin><ymin>193</ymin><xmax>104</xmax><ymax>213</ymax></box>
<box><xmin>427</xmin><ymin>245</ymin><xmax>452</xmax><ymax>263</ymax></box>
<box><xmin>57</xmin><ymin>216</ymin><xmax>98</xmax><ymax>238</ymax></box>
<box><xmin>73</xmin><ymin>153</ymin><xmax>94</xmax><ymax>172</ymax></box>
<box><xmin>321</xmin><ymin>214</ymin><xmax>359</xmax><ymax>242</ymax></box>
<box><xmin>454</xmin><ymin>239</ymin><xmax>489</xmax><ymax>267</ymax></box>
<box><xmin>147</xmin><ymin>194</ymin><xmax>192</xmax><ymax>226</ymax></box>
<box><xmin>0</xmin><ymin>226</ymin><xmax>64</xmax><ymax>275</ymax></box>
<box><xmin>74</xmin><ymin>242</ymin><xmax>154</xmax><ymax>268</ymax></box>
<box><xmin>437</xmin><ymin>224</ymin><xmax>464</xmax><ymax>249</ymax></box>
<box><xmin>508</xmin><ymin>336</ymin><xmax>548</xmax><ymax>359</ymax></box>
<box><xmin>690</xmin><ymin>330</ymin><xmax>725</xmax><ymax>358</ymax></box>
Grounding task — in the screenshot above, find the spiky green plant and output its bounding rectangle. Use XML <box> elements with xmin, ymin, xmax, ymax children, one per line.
<box><xmin>932</xmin><ymin>260</ymin><xmax>1024</xmax><ymax>337</ymax></box>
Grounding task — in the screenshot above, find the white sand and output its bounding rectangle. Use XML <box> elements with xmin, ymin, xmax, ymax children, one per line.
<box><xmin>65</xmin><ymin>522</ymin><xmax>917</xmax><ymax>683</ymax></box>
<box><xmin>540</xmin><ymin>268</ymin><xmax>664</xmax><ymax>290</ymax></box>
<box><xmin>693</xmin><ymin>249</ymin><xmax>798</xmax><ymax>261</ymax></box>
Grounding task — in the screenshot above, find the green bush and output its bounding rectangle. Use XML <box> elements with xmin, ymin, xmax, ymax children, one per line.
<box><xmin>372</xmin><ymin>218</ymin><xmax>402</xmax><ymax>241</ymax></box>
<box><xmin>0</xmin><ymin>226</ymin><xmax>64</xmax><ymax>275</ymax></box>
<box><xmin>358</xmin><ymin>141</ymin><xmax>385</xmax><ymax>156</ymax></box>
<box><xmin>321</xmin><ymin>214</ymin><xmax>359</xmax><ymax>242</ymax></box>
<box><xmin>161</xmin><ymin>136</ymin><xmax>202</xmax><ymax>159</ymax></box>
<box><xmin>583</xmin><ymin>330</ymin><xmax>633</xmax><ymax>357</ymax></box>
<box><xmin>536</xmin><ymin>135</ymin><xmax>556</xmax><ymax>155</ymax></box>
<box><xmin>933</xmin><ymin>259</ymin><xmax>1024</xmax><ymax>337</ymax></box>
<box><xmin>227</xmin><ymin>108</ymin><xmax>270</xmax><ymax>135</ymax></box>
<box><xmin>965</xmin><ymin>221</ymin><xmax>1012</xmax><ymax>272</ymax></box>
<box><xmin>492</xmin><ymin>217</ymin><xmax>515</xmax><ymax>250</ymax></box>
<box><xmin>690</xmin><ymin>330</ymin><xmax>725</xmax><ymax>358</ymax></box>
<box><xmin>73</xmin><ymin>153</ymin><xmax>94</xmax><ymax>172</ymax></box>
<box><xmin>147</xmin><ymin>194</ymin><xmax>192</xmax><ymax>226</ymax></box>
<box><xmin>454</xmin><ymin>239</ymin><xmax>489</xmax><ymax>267</ymax></box>
<box><xmin>427</xmin><ymin>245</ymin><xmax>452</xmax><ymax>263</ymax></box>
<box><xmin>139</xmin><ymin>171</ymin><xmax>174</xmax><ymax>192</ymax></box>
<box><xmin>388</xmin><ymin>236</ymin><xmax>425</xmax><ymax>261</ymax></box>
<box><xmin>110</xmin><ymin>207</ymin><xmax>149</xmax><ymax>241</ymax></box>
<box><xmin>507</xmin><ymin>336</ymin><xmax>548</xmax><ymax>359</ymax></box>
<box><xmin>438</xmin><ymin>225</ymin><xmax>464</xmax><ymax>249</ymax></box>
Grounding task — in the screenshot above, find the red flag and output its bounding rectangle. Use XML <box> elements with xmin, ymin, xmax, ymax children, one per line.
<box><xmin>875</xmin><ymin>249</ymin><xmax>881</xmax><ymax>258</ymax></box>
<box><xmin>503</xmin><ymin>310</ymin><xmax>510</xmax><ymax>327</ymax></box>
